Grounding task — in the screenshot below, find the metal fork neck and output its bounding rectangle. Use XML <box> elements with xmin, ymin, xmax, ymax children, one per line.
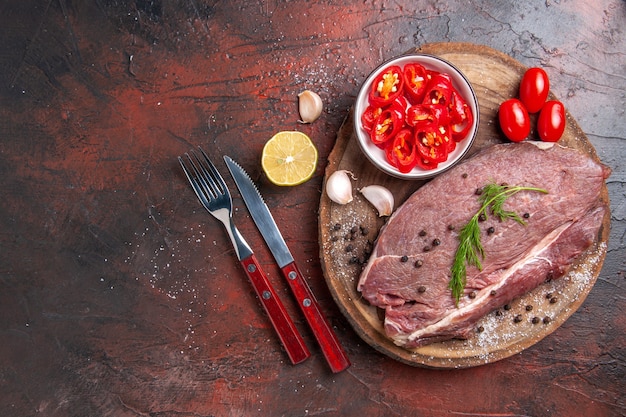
<box><xmin>215</xmin><ymin>209</ymin><xmax>253</xmax><ymax>260</ymax></box>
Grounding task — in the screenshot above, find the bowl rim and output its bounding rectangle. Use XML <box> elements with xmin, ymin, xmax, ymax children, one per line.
<box><xmin>354</xmin><ymin>53</ymin><xmax>479</xmax><ymax>180</ymax></box>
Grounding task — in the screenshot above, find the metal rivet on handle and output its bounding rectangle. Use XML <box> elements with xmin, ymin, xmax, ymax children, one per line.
<box><xmin>303</xmin><ymin>298</ymin><xmax>311</xmax><ymax>307</ymax></box>
<box><xmin>288</xmin><ymin>271</ymin><xmax>297</xmax><ymax>280</ymax></box>
<box><xmin>248</xmin><ymin>264</ymin><xmax>256</xmax><ymax>273</ymax></box>
<box><xmin>262</xmin><ymin>290</ymin><xmax>271</xmax><ymax>300</ymax></box>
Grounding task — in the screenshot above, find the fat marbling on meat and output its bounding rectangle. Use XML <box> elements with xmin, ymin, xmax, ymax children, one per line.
<box><xmin>357</xmin><ymin>141</ymin><xmax>610</xmax><ymax>348</ymax></box>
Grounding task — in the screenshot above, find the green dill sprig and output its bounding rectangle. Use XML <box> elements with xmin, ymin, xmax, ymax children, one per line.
<box><xmin>449</xmin><ymin>182</ymin><xmax>548</xmax><ymax>305</ymax></box>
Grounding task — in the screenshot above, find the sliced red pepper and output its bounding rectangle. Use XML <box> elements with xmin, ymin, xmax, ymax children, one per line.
<box><xmin>385</xmin><ymin>129</ymin><xmax>417</xmax><ymax>173</ymax></box>
<box><xmin>422</xmin><ymin>74</ymin><xmax>453</xmax><ymax>106</ymax></box>
<box><xmin>406</xmin><ymin>104</ymin><xmax>435</xmax><ymax>127</ymax></box>
<box><xmin>440</xmin><ymin>123</ymin><xmax>456</xmax><ymax>154</ymax></box>
<box><xmin>426</xmin><ymin>70</ymin><xmax>451</xmax><ymax>82</ymax></box>
<box><xmin>406</xmin><ymin>103</ymin><xmax>451</xmax><ymax>128</ymax></box>
<box><xmin>413</xmin><ymin>155</ymin><xmax>439</xmax><ymax>170</ymax></box>
<box><xmin>429</xmin><ymin>103</ymin><xmax>451</xmax><ymax>126</ymax></box>
<box><xmin>368</xmin><ymin>65</ymin><xmax>404</xmax><ymax>107</ymax></box>
<box><xmin>370</xmin><ymin>108</ymin><xmax>402</xmax><ymax>147</ymax></box>
<box><xmin>449</xmin><ymin>91</ymin><xmax>468</xmax><ymax>124</ymax></box>
<box><xmin>361</xmin><ymin>105</ymin><xmax>383</xmax><ymax>133</ymax></box>
<box><xmin>390</xmin><ymin>95</ymin><xmax>410</xmax><ymax>120</ymax></box>
<box><xmin>403</xmin><ymin>63</ymin><xmax>428</xmax><ymax>103</ymax></box>
<box><xmin>361</xmin><ymin>63</ymin><xmax>475</xmax><ymax>173</ymax></box>
<box><xmin>415</xmin><ymin>123</ymin><xmax>449</xmax><ymax>164</ymax></box>
<box><xmin>449</xmin><ymin>91</ymin><xmax>474</xmax><ymax>141</ymax></box>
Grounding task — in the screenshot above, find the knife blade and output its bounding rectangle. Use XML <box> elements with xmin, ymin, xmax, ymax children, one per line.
<box><xmin>224</xmin><ymin>155</ymin><xmax>351</xmax><ymax>373</ymax></box>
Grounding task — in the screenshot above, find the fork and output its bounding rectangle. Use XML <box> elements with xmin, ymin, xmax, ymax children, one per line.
<box><xmin>178</xmin><ymin>147</ymin><xmax>310</xmax><ymax>365</ymax></box>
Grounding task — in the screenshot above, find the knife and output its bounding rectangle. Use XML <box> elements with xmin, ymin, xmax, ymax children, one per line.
<box><xmin>224</xmin><ymin>155</ymin><xmax>351</xmax><ymax>373</ymax></box>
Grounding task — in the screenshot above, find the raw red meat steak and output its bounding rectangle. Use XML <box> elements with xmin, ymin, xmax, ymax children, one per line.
<box><xmin>357</xmin><ymin>142</ymin><xmax>610</xmax><ymax>348</ymax></box>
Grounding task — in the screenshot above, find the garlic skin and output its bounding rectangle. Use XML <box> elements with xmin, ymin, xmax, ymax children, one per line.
<box><xmin>360</xmin><ymin>185</ymin><xmax>394</xmax><ymax>216</ymax></box>
<box><xmin>298</xmin><ymin>90</ymin><xmax>323</xmax><ymax>123</ymax></box>
<box><xmin>326</xmin><ymin>170</ymin><xmax>355</xmax><ymax>204</ymax></box>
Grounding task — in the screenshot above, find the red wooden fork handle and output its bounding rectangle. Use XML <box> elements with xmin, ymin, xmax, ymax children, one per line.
<box><xmin>240</xmin><ymin>254</ymin><xmax>310</xmax><ymax>365</ymax></box>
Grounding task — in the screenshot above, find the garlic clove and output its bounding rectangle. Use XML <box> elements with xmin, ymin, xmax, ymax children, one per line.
<box><xmin>360</xmin><ymin>185</ymin><xmax>394</xmax><ymax>216</ymax></box>
<box><xmin>326</xmin><ymin>170</ymin><xmax>355</xmax><ymax>205</ymax></box>
<box><xmin>298</xmin><ymin>90</ymin><xmax>323</xmax><ymax>123</ymax></box>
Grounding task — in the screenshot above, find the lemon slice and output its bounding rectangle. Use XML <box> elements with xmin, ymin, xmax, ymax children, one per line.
<box><xmin>261</xmin><ymin>131</ymin><xmax>318</xmax><ymax>186</ymax></box>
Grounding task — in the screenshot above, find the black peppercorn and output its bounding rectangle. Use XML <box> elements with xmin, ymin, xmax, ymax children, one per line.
<box><xmin>490</xmin><ymin>290</ymin><xmax>497</xmax><ymax>296</ymax></box>
<box><xmin>478</xmin><ymin>213</ymin><xmax>487</xmax><ymax>222</ymax></box>
<box><xmin>468</xmin><ymin>291</ymin><xmax>477</xmax><ymax>299</ymax></box>
<box><xmin>526</xmin><ymin>305</ymin><xmax>533</xmax><ymax>311</ymax></box>
<box><xmin>333</xmin><ymin>223</ymin><xmax>342</xmax><ymax>231</ymax></box>
<box><xmin>400</xmin><ymin>255</ymin><xmax>408</xmax><ymax>263</ymax></box>
<box><xmin>477</xmin><ymin>325</ymin><xmax>484</xmax><ymax>333</ymax></box>
<box><xmin>523</xmin><ymin>212</ymin><xmax>530</xmax><ymax>219</ymax></box>
<box><xmin>345</xmin><ymin>244</ymin><xmax>354</xmax><ymax>252</ymax></box>
<box><xmin>423</xmin><ymin>245</ymin><xmax>431</xmax><ymax>252</ymax></box>
<box><xmin>418</xmin><ymin>286</ymin><xmax>426</xmax><ymax>293</ymax></box>
<box><xmin>414</xmin><ymin>260</ymin><xmax>423</xmax><ymax>268</ymax></box>
<box><xmin>546</xmin><ymin>292</ymin><xmax>553</xmax><ymax>299</ymax></box>
<box><xmin>487</xmin><ymin>226</ymin><xmax>495</xmax><ymax>235</ymax></box>
<box><xmin>514</xmin><ymin>315</ymin><xmax>522</xmax><ymax>323</ymax></box>
<box><xmin>475</xmin><ymin>187</ymin><xmax>483</xmax><ymax>195</ymax></box>
<box><xmin>504</xmin><ymin>304</ymin><xmax>511</xmax><ymax>311</ymax></box>
<box><xmin>550</xmin><ymin>296</ymin><xmax>558</xmax><ymax>304</ymax></box>
<box><xmin>462</xmin><ymin>173</ymin><xmax>468</xmax><ymax>178</ymax></box>
<box><xmin>532</xmin><ymin>317</ymin><xmax>540</xmax><ymax>324</ymax></box>
<box><xmin>419</xmin><ymin>230</ymin><xmax>427</xmax><ymax>237</ymax></box>
<box><xmin>447</xmin><ymin>224</ymin><xmax>455</xmax><ymax>231</ymax></box>
<box><xmin>432</xmin><ymin>238</ymin><xmax>441</xmax><ymax>246</ymax></box>
<box><xmin>495</xmin><ymin>310</ymin><xmax>503</xmax><ymax>317</ymax></box>
<box><xmin>543</xmin><ymin>316</ymin><xmax>551</xmax><ymax>324</ymax></box>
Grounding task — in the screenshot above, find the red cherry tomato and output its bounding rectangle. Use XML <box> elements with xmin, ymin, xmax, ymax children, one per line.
<box><xmin>498</xmin><ymin>98</ymin><xmax>530</xmax><ymax>142</ymax></box>
<box><xmin>519</xmin><ymin>67</ymin><xmax>550</xmax><ymax>113</ymax></box>
<box><xmin>537</xmin><ymin>100</ymin><xmax>566</xmax><ymax>142</ymax></box>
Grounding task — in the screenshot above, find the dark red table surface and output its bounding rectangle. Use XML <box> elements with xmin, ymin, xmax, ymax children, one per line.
<box><xmin>1</xmin><ymin>1</ymin><xmax>624</xmax><ymax>416</ymax></box>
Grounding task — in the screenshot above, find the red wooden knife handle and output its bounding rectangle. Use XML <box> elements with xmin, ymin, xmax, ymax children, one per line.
<box><xmin>240</xmin><ymin>255</ymin><xmax>310</xmax><ymax>365</ymax></box>
<box><xmin>281</xmin><ymin>262</ymin><xmax>351</xmax><ymax>373</ymax></box>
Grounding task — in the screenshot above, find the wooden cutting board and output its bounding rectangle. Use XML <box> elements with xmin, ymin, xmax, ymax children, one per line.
<box><xmin>318</xmin><ymin>43</ymin><xmax>611</xmax><ymax>368</ymax></box>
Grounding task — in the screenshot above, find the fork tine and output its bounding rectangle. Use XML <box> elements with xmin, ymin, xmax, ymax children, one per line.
<box><xmin>195</xmin><ymin>147</ymin><xmax>229</xmax><ymax>198</ymax></box>
<box><xmin>179</xmin><ymin>153</ymin><xmax>211</xmax><ymax>208</ymax></box>
<box><xmin>188</xmin><ymin>151</ymin><xmax>219</xmax><ymax>201</ymax></box>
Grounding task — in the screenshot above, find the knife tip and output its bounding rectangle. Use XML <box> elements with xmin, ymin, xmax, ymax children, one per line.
<box><xmin>223</xmin><ymin>155</ymin><xmax>255</xmax><ymax>184</ymax></box>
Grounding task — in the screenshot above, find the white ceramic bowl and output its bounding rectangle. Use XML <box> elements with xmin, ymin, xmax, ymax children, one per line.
<box><xmin>354</xmin><ymin>54</ymin><xmax>479</xmax><ymax>179</ymax></box>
